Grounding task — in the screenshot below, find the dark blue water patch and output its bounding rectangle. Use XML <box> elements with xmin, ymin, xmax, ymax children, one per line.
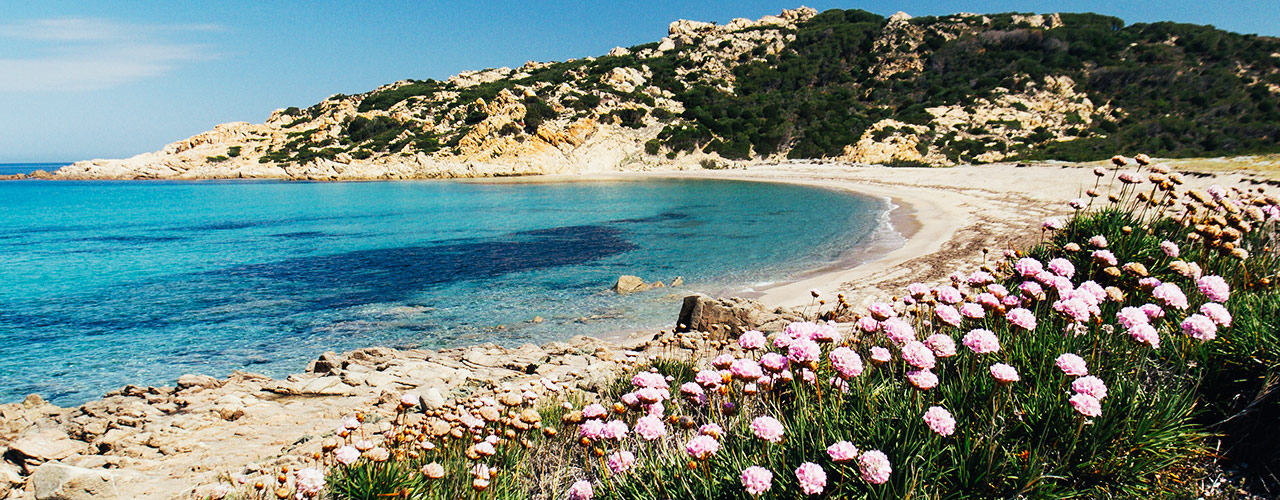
<box><xmin>271</xmin><ymin>231</ymin><xmax>334</xmax><ymax>239</ymax></box>
<box><xmin>610</xmin><ymin>211</ymin><xmax>690</xmax><ymax>224</ymax></box>
<box><xmin>0</xmin><ymin>224</ymin><xmax>638</xmax><ymax>340</ymax></box>
<box><xmin>75</xmin><ymin>235</ymin><xmax>188</xmax><ymax>244</ymax></box>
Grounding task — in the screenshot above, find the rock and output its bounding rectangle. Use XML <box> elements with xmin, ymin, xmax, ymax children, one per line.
<box><xmin>30</xmin><ymin>462</ymin><xmax>119</xmax><ymax>500</ymax></box>
<box><xmin>10</xmin><ymin>429</ymin><xmax>86</xmax><ymax>463</ymax></box>
<box><xmin>670</xmin><ymin>276</ymin><xmax>684</xmax><ymax>287</ymax></box>
<box><xmin>23</xmin><ymin>395</ymin><xmax>45</xmax><ymax>408</ymax></box>
<box><xmin>176</xmin><ymin>374</ymin><xmax>221</xmax><ymax>391</ymax></box>
<box><xmin>613</xmin><ymin>275</ymin><xmax>650</xmax><ymax>294</ymax></box>
<box><xmin>675</xmin><ymin>294</ymin><xmax>801</xmax><ymax>334</ymax></box>
<box><xmin>422</xmin><ymin>388</ymin><xmax>447</xmax><ymax>410</ymax></box>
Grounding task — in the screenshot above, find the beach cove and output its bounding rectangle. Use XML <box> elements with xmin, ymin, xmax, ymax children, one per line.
<box><xmin>0</xmin><ymin>162</ymin><xmax>1257</xmax><ymax>499</ymax></box>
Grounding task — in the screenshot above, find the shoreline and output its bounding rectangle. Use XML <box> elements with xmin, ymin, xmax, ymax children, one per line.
<box><xmin>0</xmin><ymin>162</ymin><xmax>1257</xmax><ymax>499</ymax></box>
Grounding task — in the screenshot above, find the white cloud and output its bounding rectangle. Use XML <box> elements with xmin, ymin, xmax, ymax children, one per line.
<box><xmin>0</xmin><ymin>18</ymin><xmax>218</xmax><ymax>92</ymax></box>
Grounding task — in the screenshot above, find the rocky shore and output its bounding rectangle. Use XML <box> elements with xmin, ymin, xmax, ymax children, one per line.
<box><xmin>0</xmin><ymin>294</ymin><xmax>803</xmax><ymax>500</ymax></box>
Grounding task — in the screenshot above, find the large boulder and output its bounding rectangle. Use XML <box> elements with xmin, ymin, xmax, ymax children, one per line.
<box><xmin>29</xmin><ymin>462</ymin><xmax>119</xmax><ymax>500</ymax></box>
<box><xmin>675</xmin><ymin>294</ymin><xmax>803</xmax><ymax>334</ymax></box>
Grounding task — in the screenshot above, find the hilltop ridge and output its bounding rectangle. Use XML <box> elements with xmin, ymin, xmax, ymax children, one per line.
<box><xmin>50</xmin><ymin>7</ymin><xmax>1280</xmax><ymax>180</ymax></box>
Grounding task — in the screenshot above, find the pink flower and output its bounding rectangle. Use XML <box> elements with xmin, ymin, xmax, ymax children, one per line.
<box><xmin>1197</xmin><ymin>275</ymin><xmax>1231</xmax><ymax>303</ymax></box>
<box><xmin>901</xmin><ymin>341</ymin><xmax>936</xmax><ymax>369</ymax></box>
<box><xmin>294</xmin><ymin>468</ymin><xmax>326</xmax><ymax>497</ymax></box>
<box><xmin>636</xmin><ymin>387</ymin><xmax>666</xmax><ymax>404</ymax></box>
<box><xmin>601</xmin><ymin>420</ymin><xmax>628</xmax><ymax>440</ymax></box>
<box><xmin>923</xmin><ymin>406</ymin><xmax>956</xmax><ymax>437</ymax></box>
<box><xmin>1161</xmin><ymin>240</ymin><xmax>1179</xmax><ymax>258</ymax></box>
<box><xmin>969</xmin><ymin>271</ymin><xmax>996</xmax><ymax>286</ymax></box>
<box><xmin>334</xmin><ymin>445</ymin><xmax>360</xmax><ymax>465</ymax></box>
<box><xmin>760</xmin><ymin>353</ymin><xmax>789</xmax><ymax>373</ymax></box>
<box><xmin>1201</xmin><ymin>303</ymin><xmax>1231</xmax><ymax>327</ymax></box>
<box><xmin>730</xmin><ymin>359</ymin><xmax>763</xmax><ymax>381</ymax></box>
<box><xmin>740</xmin><ymin>466</ymin><xmax>773</xmax><ymax>496</ymax></box>
<box><xmin>990</xmin><ymin>363</ymin><xmax>1020</xmax><ymax>384</ymax></box>
<box><xmin>857</xmin><ymin>450</ymin><xmax>892</xmax><ymax>485</ymax></box>
<box><xmin>634</xmin><ymin>415</ymin><xmax>666</xmax><ymax>441</ymax></box>
<box><xmin>960</xmin><ymin>302</ymin><xmax>985</xmax><ymax>319</ymax></box>
<box><xmin>1005</xmin><ymin>308</ymin><xmax>1037</xmax><ymax>331</ymax></box>
<box><xmin>870</xmin><ymin>346</ymin><xmax>892</xmax><ymax>363</ymax></box>
<box><xmin>907</xmin><ymin>282</ymin><xmax>930</xmax><ymax>297</ymax></box>
<box><xmin>829</xmin><ymin>347</ymin><xmax>864</xmax><ymax>378</ymax></box>
<box><xmin>1089</xmin><ymin>235</ymin><xmax>1108</xmax><ymax>248</ymax></box>
<box><xmin>1055</xmin><ymin>353</ymin><xmax>1089</xmax><ymax>377</ymax></box>
<box><xmin>680</xmin><ymin>381</ymin><xmax>704</xmax><ymax>398</ymax></box>
<box><xmin>988</xmin><ymin>283</ymin><xmax>1009</xmax><ymax>298</ymax></box>
<box><xmin>1153</xmin><ymin>283</ymin><xmax>1189</xmax><ymax>310</ymax></box>
<box><xmin>1116</xmin><ymin>306</ymin><xmax>1149</xmax><ymax>329</ymax></box>
<box><xmin>1053</xmin><ymin>297</ymin><xmax>1092</xmax><ymax>323</ymax></box>
<box><xmin>935</xmin><ymin>304</ymin><xmax>962</xmax><ymax>327</ymax></box>
<box><xmin>856</xmin><ymin>316</ymin><xmax>880</xmax><ymax>333</ymax></box>
<box><xmin>1003</xmin><ymin>294</ymin><xmax>1023</xmax><ymax>307</ymax></box>
<box><xmin>711</xmin><ymin>353</ymin><xmax>736</xmax><ymax>369</ymax></box>
<box><xmin>1181</xmin><ymin>314</ymin><xmax>1218</xmax><ymax>341</ymax></box>
<box><xmin>826</xmin><ymin>441</ymin><xmax>859</xmax><ymax>463</ymax></box>
<box><xmin>1139</xmin><ymin>277</ymin><xmax>1162</xmax><ymax>291</ymax></box>
<box><xmin>582</xmin><ymin>403</ymin><xmax>606</xmax><ymax>419</ymax></box>
<box><xmin>568</xmin><ymin>480</ymin><xmax>593</xmax><ymax>500</ymax></box>
<box><xmin>962</xmin><ymin>329</ymin><xmax>1000</xmax><ymax>354</ymax></box>
<box><xmin>607</xmin><ymin>450</ymin><xmax>637</xmax><ymax>474</ymax></box>
<box><xmin>788</xmin><ymin>338</ymin><xmax>821</xmax><ymax>364</ymax></box>
<box><xmin>1092</xmin><ymin>249</ymin><xmax>1118</xmax><ymax>266</ymax></box>
<box><xmin>685</xmin><ymin>435</ymin><xmax>720</xmax><ymax>460</ymax></box>
<box><xmin>695</xmin><ymin>370</ymin><xmax>721</xmax><ymax>388</ymax></box>
<box><xmin>631</xmin><ymin>371</ymin><xmax>668</xmax><ymax>389</ymax></box>
<box><xmin>907</xmin><ymin>369</ymin><xmax>938</xmax><ymax>390</ymax></box>
<box><xmin>1141</xmin><ymin>303</ymin><xmax>1165</xmax><ymax>320</ymax></box>
<box><xmin>1048</xmin><ymin>258</ymin><xmax>1075</xmax><ymax>278</ymax></box>
<box><xmin>750</xmin><ymin>416</ymin><xmax>785</xmax><ymax>443</ymax></box>
<box><xmin>1127</xmin><ymin>323</ymin><xmax>1160</xmax><ymax>348</ymax></box>
<box><xmin>936</xmin><ymin>286</ymin><xmax>963</xmax><ymax>304</ymax></box>
<box><xmin>1020</xmin><ymin>280</ymin><xmax>1044</xmax><ymax>298</ymax></box>
<box><xmin>795</xmin><ymin>462</ymin><xmax>827</xmax><ymax>495</ymax></box>
<box><xmin>579</xmin><ymin>420</ymin><xmax>604</xmax><ymax>439</ymax></box>
<box><xmin>1015</xmin><ymin>257</ymin><xmax>1044</xmax><ymax>278</ymax></box>
<box><xmin>978</xmin><ymin>293</ymin><xmax>1000</xmax><ymax>309</ymax></box>
<box><xmin>868</xmin><ymin>302</ymin><xmax>896</xmax><ymax>321</ymax></box>
<box><xmin>738</xmin><ymin>330</ymin><xmax>767</xmax><ymax>350</ymax></box>
<box><xmin>1072</xmin><ymin>375</ymin><xmax>1108</xmax><ymax>400</ymax></box>
<box><xmin>772</xmin><ymin>332</ymin><xmax>793</xmax><ymax>349</ymax></box>
<box><xmin>924</xmin><ymin>333</ymin><xmax>957</xmax><ymax>357</ymax></box>
<box><xmin>881</xmin><ymin>317</ymin><xmax>917</xmax><ymax>344</ymax></box>
<box><xmin>1069</xmin><ymin>198</ymin><xmax>1087</xmax><ymax>210</ymax></box>
<box><xmin>1043</xmin><ymin>217</ymin><xmax>1064</xmax><ymax>230</ymax></box>
<box><xmin>1070</xmin><ymin>393</ymin><xmax>1102</xmax><ymax>417</ymax></box>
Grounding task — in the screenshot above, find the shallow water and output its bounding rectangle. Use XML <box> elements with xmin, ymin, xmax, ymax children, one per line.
<box><xmin>0</xmin><ymin>178</ymin><xmax>889</xmax><ymax>405</ymax></box>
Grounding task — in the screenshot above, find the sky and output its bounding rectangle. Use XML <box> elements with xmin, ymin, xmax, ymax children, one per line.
<box><xmin>1</xmin><ymin>1</ymin><xmax>1277</xmax><ymax>163</ymax></box>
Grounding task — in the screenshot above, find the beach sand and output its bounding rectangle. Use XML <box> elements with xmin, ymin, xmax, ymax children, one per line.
<box><xmin>620</xmin><ymin>162</ymin><xmax>1253</xmax><ymax>310</ymax></box>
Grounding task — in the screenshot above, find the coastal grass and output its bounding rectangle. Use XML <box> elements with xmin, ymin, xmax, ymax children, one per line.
<box><xmin>228</xmin><ymin>158</ymin><xmax>1280</xmax><ymax>500</ymax></box>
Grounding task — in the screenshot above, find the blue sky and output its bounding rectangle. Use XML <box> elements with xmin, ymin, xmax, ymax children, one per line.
<box><xmin>2</xmin><ymin>1</ymin><xmax>1277</xmax><ymax>163</ymax></box>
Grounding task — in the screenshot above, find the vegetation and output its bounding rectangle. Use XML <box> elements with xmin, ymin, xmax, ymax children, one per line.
<box><xmin>251</xmin><ymin>10</ymin><xmax>1280</xmax><ymax>166</ymax></box>
<box><xmin>215</xmin><ymin>157</ymin><xmax>1279</xmax><ymax>499</ymax></box>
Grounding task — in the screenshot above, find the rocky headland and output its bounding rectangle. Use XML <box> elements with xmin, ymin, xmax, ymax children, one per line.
<box><xmin>17</xmin><ymin>7</ymin><xmax>1279</xmax><ymax>182</ymax></box>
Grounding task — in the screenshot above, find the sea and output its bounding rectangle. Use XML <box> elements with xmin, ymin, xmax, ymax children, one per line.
<box><xmin>0</xmin><ymin>171</ymin><xmax>897</xmax><ymax>405</ymax></box>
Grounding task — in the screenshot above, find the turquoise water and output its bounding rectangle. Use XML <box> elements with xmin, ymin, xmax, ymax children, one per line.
<box><xmin>0</xmin><ymin>178</ymin><xmax>890</xmax><ymax>405</ymax></box>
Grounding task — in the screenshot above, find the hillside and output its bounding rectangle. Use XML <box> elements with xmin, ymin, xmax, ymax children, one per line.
<box><xmin>52</xmin><ymin>7</ymin><xmax>1280</xmax><ymax>180</ymax></box>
